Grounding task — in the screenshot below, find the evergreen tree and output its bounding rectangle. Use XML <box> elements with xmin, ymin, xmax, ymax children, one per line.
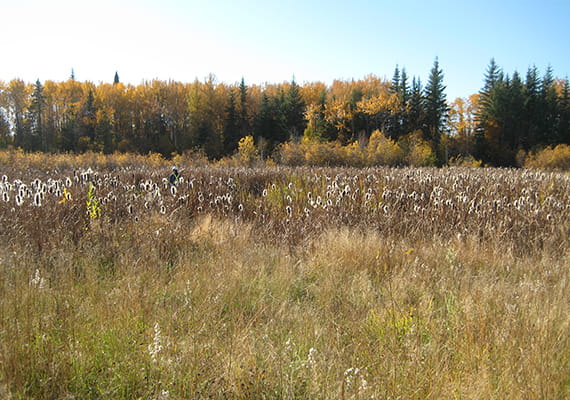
<box><xmin>476</xmin><ymin>59</ymin><xmax>502</xmax><ymax>128</ymax></box>
<box><xmin>253</xmin><ymin>92</ymin><xmax>275</xmax><ymax>148</ymax></box>
<box><xmin>390</xmin><ymin>66</ymin><xmax>410</xmax><ymax>139</ymax></box>
<box><xmin>481</xmin><ymin>58</ymin><xmax>502</xmax><ymax>97</ymax></box>
<box><xmin>114</xmin><ymin>71</ymin><xmax>120</xmax><ymax>85</ymax></box>
<box><xmin>400</xmin><ymin>68</ymin><xmax>409</xmax><ymax>105</ymax></box>
<box><xmin>475</xmin><ymin>59</ymin><xmax>504</xmax><ymax>164</ymax></box>
<box><xmin>423</xmin><ymin>57</ymin><xmax>448</xmax><ymax>149</ymax></box>
<box><xmin>238</xmin><ymin>77</ymin><xmax>249</xmax><ymax>139</ymax></box>
<box><xmin>391</xmin><ymin>65</ymin><xmax>401</xmax><ymax>94</ymax></box>
<box><xmin>504</xmin><ymin>71</ymin><xmax>525</xmax><ymax>150</ymax></box>
<box><xmin>284</xmin><ymin>78</ymin><xmax>306</xmax><ymax>139</ymax></box>
<box><xmin>559</xmin><ymin>78</ymin><xmax>570</xmax><ymax>144</ymax></box>
<box><xmin>408</xmin><ymin>77</ymin><xmax>424</xmax><ymax>134</ymax></box>
<box><xmin>254</xmin><ymin>90</ymin><xmax>288</xmax><ymax>152</ymax></box>
<box><xmin>223</xmin><ymin>89</ymin><xmax>240</xmax><ymax>154</ymax></box>
<box><xmin>523</xmin><ymin>65</ymin><xmax>541</xmax><ymax>149</ymax></box>
<box><xmin>540</xmin><ymin>65</ymin><xmax>558</xmax><ymax>145</ymax></box>
<box><xmin>29</xmin><ymin>79</ymin><xmax>46</xmax><ymax>151</ymax></box>
<box><xmin>273</xmin><ymin>87</ymin><xmax>290</xmax><ymax>143</ymax></box>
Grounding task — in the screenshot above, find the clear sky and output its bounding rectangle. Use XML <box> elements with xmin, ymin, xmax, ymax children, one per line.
<box><xmin>2</xmin><ymin>0</ymin><xmax>569</xmax><ymax>100</ymax></box>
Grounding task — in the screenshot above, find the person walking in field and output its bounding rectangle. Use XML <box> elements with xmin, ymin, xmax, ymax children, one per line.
<box><xmin>169</xmin><ymin>166</ymin><xmax>180</xmax><ymax>185</ymax></box>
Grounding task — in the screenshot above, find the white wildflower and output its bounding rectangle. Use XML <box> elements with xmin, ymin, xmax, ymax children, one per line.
<box><xmin>344</xmin><ymin>367</ymin><xmax>360</xmax><ymax>389</ymax></box>
<box><xmin>285</xmin><ymin>338</ymin><xmax>295</xmax><ymax>353</ymax></box>
<box><xmin>358</xmin><ymin>378</ymin><xmax>369</xmax><ymax>393</ymax></box>
<box><xmin>30</xmin><ymin>269</ymin><xmax>46</xmax><ymax>289</ymax></box>
<box><xmin>148</xmin><ymin>322</ymin><xmax>164</xmax><ymax>363</ymax></box>
<box><xmin>306</xmin><ymin>347</ymin><xmax>318</xmax><ymax>368</ymax></box>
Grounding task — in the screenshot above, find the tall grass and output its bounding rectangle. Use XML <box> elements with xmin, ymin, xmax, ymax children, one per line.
<box><xmin>0</xmin><ymin>153</ymin><xmax>569</xmax><ymax>399</ymax></box>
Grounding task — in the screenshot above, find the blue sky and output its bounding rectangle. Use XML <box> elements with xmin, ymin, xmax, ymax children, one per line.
<box><xmin>2</xmin><ymin>0</ymin><xmax>569</xmax><ymax>99</ymax></box>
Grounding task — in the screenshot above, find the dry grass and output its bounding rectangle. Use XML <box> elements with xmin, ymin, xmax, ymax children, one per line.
<box><xmin>0</xmin><ymin>152</ymin><xmax>569</xmax><ymax>399</ymax></box>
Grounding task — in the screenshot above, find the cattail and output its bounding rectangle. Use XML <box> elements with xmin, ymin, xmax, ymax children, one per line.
<box><xmin>160</xmin><ymin>205</ymin><xmax>166</xmax><ymax>214</ymax></box>
<box><xmin>170</xmin><ymin>185</ymin><xmax>177</xmax><ymax>196</ymax></box>
<box><xmin>15</xmin><ymin>195</ymin><xmax>23</xmax><ymax>206</ymax></box>
<box><xmin>2</xmin><ymin>191</ymin><xmax>8</xmax><ymax>202</ymax></box>
<box><xmin>34</xmin><ymin>192</ymin><xmax>42</xmax><ymax>207</ymax></box>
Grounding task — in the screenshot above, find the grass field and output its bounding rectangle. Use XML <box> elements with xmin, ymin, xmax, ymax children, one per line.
<box><xmin>0</xmin><ymin>154</ymin><xmax>569</xmax><ymax>399</ymax></box>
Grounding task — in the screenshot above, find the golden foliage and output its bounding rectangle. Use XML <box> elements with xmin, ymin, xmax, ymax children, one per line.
<box><xmin>366</xmin><ymin>130</ymin><xmax>404</xmax><ymax>166</ymax></box>
<box><xmin>524</xmin><ymin>144</ymin><xmax>570</xmax><ymax>171</ymax></box>
<box><xmin>356</xmin><ymin>92</ymin><xmax>399</xmax><ymax>116</ymax></box>
<box><xmin>238</xmin><ymin>136</ymin><xmax>259</xmax><ymax>163</ymax></box>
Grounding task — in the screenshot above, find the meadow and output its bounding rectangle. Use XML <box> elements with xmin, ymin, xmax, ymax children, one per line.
<box><xmin>0</xmin><ymin>152</ymin><xmax>569</xmax><ymax>399</ymax></box>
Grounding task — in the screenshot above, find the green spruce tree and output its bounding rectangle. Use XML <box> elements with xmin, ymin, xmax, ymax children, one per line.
<box><xmin>423</xmin><ymin>58</ymin><xmax>448</xmax><ymax>157</ymax></box>
<box><xmin>29</xmin><ymin>79</ymin><xmax>46</xmax><ymax>151</ymax></box>
<box><xmin>559</xmin><ymin>78</ymin><xmax>570</xmax><ymax>144</ymax></box>
<box><xmin>223</xmin><ymin>89</ymin><xmax>241</xmax><ymax>154</ymax></box>
<box><xmin>284</xmin><ymin>78</ymin><xmax>306</xmax><ymax>139</ymax></box>
<box><xmin>238</xmin><ymin>78</ymin><xmax>249</xmax><ymax>139</ymax></box>
<box><xmin>408</xmin><ymin>77</ymin><xmax>424</xmax><ymax>134</ymax></box>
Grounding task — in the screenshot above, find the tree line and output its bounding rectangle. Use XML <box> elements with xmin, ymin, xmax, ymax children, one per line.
<box><xmin>0</xmin><ymin>58</ymin><xmax>568</xmax><ymax>166</ymax></box>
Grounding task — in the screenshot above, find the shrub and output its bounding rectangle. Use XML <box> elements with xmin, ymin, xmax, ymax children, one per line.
<box><xmin>275</xmin><ymin>142</ymin><xmax>305</xmax><ymax>166</ymax></box>
<box><xmin>447</xmin><ymin>154</ymin><xmax>483</xmax><ymax>168</ymax></box>
<box><xmin>366</xmin><ymin>130</ymin><xmax>404</xmax><ymax>166</ymax></box>
<box><xmin>523</xmin><ymin>144</ymin><xmax>570</xmax><ymax>171</ymax></box>
<box><xmin>399</xmin><ymin>131</ymin><xmax>437</xmax><ymax>167</ymax></box>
